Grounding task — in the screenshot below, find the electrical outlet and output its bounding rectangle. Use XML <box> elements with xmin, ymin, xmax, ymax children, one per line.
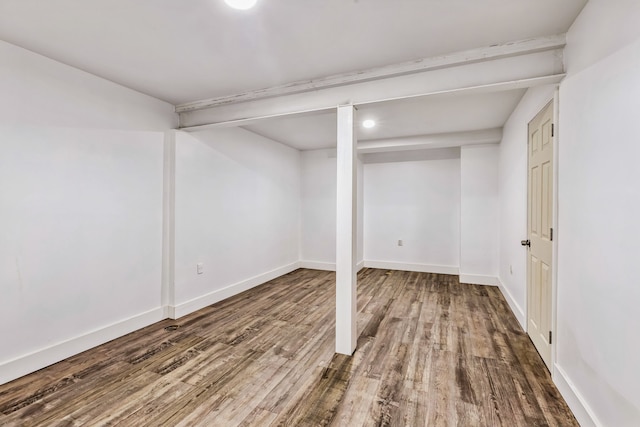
<box><xmin>398</xmin><ymin>239</ymin><xmax>403</xmax><ymax>247</ymax></box>
<box><xmin>197</xmin><ymin>262</ymin><xmax>204</xmax><ymax>274</ymax></box>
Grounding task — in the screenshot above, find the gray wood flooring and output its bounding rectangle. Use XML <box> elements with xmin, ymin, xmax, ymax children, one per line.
<box><xmin>0</xmin><ymin>268</ymin><xmax>578</xmax><ymax>426</ymax></box>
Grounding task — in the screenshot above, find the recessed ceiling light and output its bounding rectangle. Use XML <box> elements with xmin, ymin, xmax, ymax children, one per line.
<box><xmin>224</xmin><ymin>0</ymin><xmax>257</xmax><ymax>10</ymax></box>
<box><xmin>362</xmin><ymin>119</ymin><xmax>376</xmax><ymax>129</ymax></box>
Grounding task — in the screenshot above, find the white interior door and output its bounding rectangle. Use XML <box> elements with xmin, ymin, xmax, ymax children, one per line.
<box><xmin>526</xmin><ymin>101</ymin><xmax>554</xmax><ymax>369</ymax></box>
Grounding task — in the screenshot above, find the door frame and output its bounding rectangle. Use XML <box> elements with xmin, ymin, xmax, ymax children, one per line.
<box><xmin>524</xmin><ymin>89</ymin><xmax>560</xmax><ymax>374</ymax></box>
<box><xmin>550</xmin><ymin>89</ymin><xmax>560</xmax><ymax>377</ymax></box>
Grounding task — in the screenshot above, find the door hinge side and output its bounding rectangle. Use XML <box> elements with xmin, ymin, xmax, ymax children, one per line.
<box><xmin>550</xmin><ymin>228</ymin><xmax>553</xmax><ymax>241</ymax></box>
<box><xmin>552</xmin><ymin>123</ymin><xmax>555</xmax><ymax>137</ymax></box>
<box><xmin>549</xmin><ymin>331</ymin><xmax>552</xmax><ymax>344</ymax></box>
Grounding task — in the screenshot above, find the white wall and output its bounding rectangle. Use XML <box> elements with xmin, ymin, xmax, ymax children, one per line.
<box><xmin>497</xmin><ymin>84</ymin><xmax>556</xmax><ymax>325</ymax></box>
<box><xmin>173</xmin><ymin>128</ymin><xmax>301</xmax><ymax>315</ymax></box>
<box><xmin>301</xmin><ymin>146</ymin><xmax>497</xmax><ymax>279</ymax></box>
<box><xmin>0</xmin><ymin>41</ymin><xmax>176</xmax><ymax>384</ymax></box>
<box><xmin>460</xmin><ymin>145</ymin><xmax>499</xmax><ymax>284</ymax></box>
<box><xmin>300</xmin><ymin>146</ymin><xmax>495</xmax><ymax>278</ymax></box>
<box><xmin>300</xmin><ymin>149</ymin><xmax>337</xmax><ymax>268</ymax></box>
<box><xmin>554</xmin><ymin>1</ymin><xmax>640</xmax><ymax>425</ymax></box>
<box><xmin>563</xmin><ymin>0</ymin><xmax>640</xmax><ymax>77</ymax></box>
<box><xmin>0</xmin><ymin>127</ymin><xmax>165</xmax><ymax>360</ymax></box>
<box><xmin>363</xmin><ymin>149</ymin><xmax>460</xmax><ymax>273</ymax></box>
<box><xmin>0</xmin><ymin>40</ymin><xmax>177</xmax><ymax>130</ymax></box>
<box><xmin>497</xmin><ymin>2</ymin><xmax>640</xmax><ymax>424</ymax></box>
<box><xmin>299</xmin><ymin>149</ymin><xmax>364</xmax><ymax>270</ymax></box>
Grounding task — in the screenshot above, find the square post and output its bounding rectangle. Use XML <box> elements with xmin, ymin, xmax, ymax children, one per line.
<box><xmin>336</xmin><ymin>105</ymin><xmax>357</xmax><ymax>355</ymax></box>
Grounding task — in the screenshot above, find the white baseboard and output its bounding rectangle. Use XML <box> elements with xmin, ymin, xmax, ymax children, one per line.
<box><xmin>163</xmin><ymin>304</ymin><xmax>175</xmax><ymax>319</ymax></box>
<box><xmin>459</xmin><ymin>274</ymin><xmax>499</xmax><ymax>286</ymax></box>
<box><xmin>0</xmin><ymin>307</ymin><xmax>164</xmax><ymax>386</ymax></box>
<box><xmin>297</xmin><ymin>260</ymin><xmax>365</xmax><ymax>272</ymax></box>
<box><xmin>363</xmin><ymin>260</ymin><xmax>459</xmax><ymax>275</ymax></box>
<box><xmin>298</xmin><ymin>260</ymin><xmax>335</xmax><ymax>271</ymax></box>
<box><xmin>497</xmin><ymin>277</ymin><xmax>526</xmax><ymax>329</ymax></box>
<box><xmin>554</xmin><ymin>364</ymin><xmax>601</xmax><ymax>427</ymax></box>
<box><xmin>1</xmin><ymin>263</ymin><xmax>302</xmax><ymax>385</ymax></box>
<box><xmin>172</xmin><ymin>262</ymin><xmax>300</xmax><ymax>319</ymax></box>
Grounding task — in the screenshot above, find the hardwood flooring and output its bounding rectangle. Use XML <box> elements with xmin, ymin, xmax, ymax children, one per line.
<box><xmin>0</xmin><ymin>268</ymin><xmax>578</xmax><ymax>426</ymax></box>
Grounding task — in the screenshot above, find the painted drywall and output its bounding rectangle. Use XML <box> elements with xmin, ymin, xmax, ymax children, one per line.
<box><xmin>460</xmin><ymin>145</ymin><xmax>499</xmax><ymax>283</ymax></box>
<box><xmin>497</xmin><ymin>84</ymin><xmax>556</xmax><ymax>325</ymax></box>
<box><xmin>363</xmin><ymin>150</ymin><xmax>460</xmax><ymax>271</ymax></box>
<box><xmin>301</xmin><ymin>146</ymin><xmax>496</xmax><ymax>278</ymax></box>
<box><xmin>563</xmin><ymin>0</ymin><xmax>640</xmax><ymax>76</ymax></box>
<box><xmin>299</xmin><ymin>149</ymin><xmax>363</xmax><ymax>270</ymax></box>
<box><xmin>497</xmin><ymin>2</ymin><xmax>640</xmax><ymax>423</ymax></box>
<box><xmin>0</xmin><ymin>126</ymin><xmax>165</xmax><ymax>382</ymax></box>
<box><xmin>0</xmin><ymin>40</ymin><xmax>177</xmax><ymax>130</ymax></box>
<box><xmin>0</xmin><ymin>41</ymin><xmax>175</xmax><ymax>384</ymax></box>
<box><xmin>173</xmin><ymin>128</ymin><xmax>300</xmax><ymax>313</ymax></box>
<box><xmin>554</xmin><ymin>1</ymin><xmax>640</xmax><ymax>425</ymax></box>
<box><xmin>300</xmin><ymin>149</ymin><xmax>337</xmax><ymax>268</ymax></box>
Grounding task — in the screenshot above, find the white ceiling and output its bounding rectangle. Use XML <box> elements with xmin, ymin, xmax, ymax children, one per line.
<box><xmin>0</xmin><ymin>0</ymin><xmax>587</xmax><ymax>106</ymax></box>
<box><xmin>0</xmin><ymin>0</ymin><xmax>587</xmax><ymax>151</ymax></box>
<box><xmin>243</xmin><ymin>89</ymin><xmax>526</xmax><ymax>150</ymax></box>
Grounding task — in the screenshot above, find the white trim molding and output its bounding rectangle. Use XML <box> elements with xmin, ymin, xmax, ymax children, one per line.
<box><xmin>171</xmin><ymin>262</ymin><xmax>300</xmax><ymax>319</ymax></box>
<box><xmin>298</xmin><ymin>260</ymin><xmax>365</xmax><ymax>272</ymax></box>
<box><xmin>0</xmin><ymin>308</ymin><xmax>165</xmax><ymax>385</ymax></box>
<box><xmin>459</xmin><ymin>274</ymin><xmax>500</xmax><ymax>286</ymax></box>
<box><xmin>364</xmin><ymin>260</ymin><xmax>459</xmax><ymax>275</ymax></box>
<box><xmin>553</xmin><ymin>364</ymin><xmax>601</xmax><ymax>427</ymax></box>
<box><xmin>497</xmin><ymin>277</ymin><xmax>526</xmax><ymax>329</ymax></box>
<box><xmin>298</xmin><ymin>260</ymin><xmax>336</xmax><ymax>271</ymax></box>
<box><xmin>1</xmin><ymin>262</ymin><xmax>302</xmax><ymax>385</ymax></box>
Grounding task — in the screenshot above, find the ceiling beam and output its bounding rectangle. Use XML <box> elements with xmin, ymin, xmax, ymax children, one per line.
<box><xmin>179</xmin><ymin>48</ymin><xmax>564</xmax><ymax>128</ymax></box>
<box><xmin>357</xmin><ymin>128</ymin><xmax>503</xmax><ymax>154</ymax></box>
<box><xmin>362</xmin><ymin>147</ymin><xmax>462</xmax><ymax>164</ymax></box>
<box><xmin>176</xmin><ymin>34</ymin><xmax>565</xmax><ymax>113</ymax></box>
<box><xmin>179</xmin><ymin>106</ymin><xmax>334</xmax><ymax>132</ymax></box>
<box><xmin>178</xmin><ymin>74</ymin><xmax>564</xmax><ymax>132</ymax></box>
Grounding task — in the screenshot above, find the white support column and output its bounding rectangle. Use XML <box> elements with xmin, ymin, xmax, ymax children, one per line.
<box><xmin>336</xmin><ymin>105</ymin><xmax>358</xmax><ymax>355</ymax></box>
<box><xmin>162</xmin><ymin>130</ymin><xmax>176</xmax><ymax>319</ymax></box>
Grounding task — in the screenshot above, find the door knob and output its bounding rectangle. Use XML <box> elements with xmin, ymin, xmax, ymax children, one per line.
<box><xmin>521</xmin><ymin>239</ymin><xmax>531</xmax><ymax>247</ymax></box>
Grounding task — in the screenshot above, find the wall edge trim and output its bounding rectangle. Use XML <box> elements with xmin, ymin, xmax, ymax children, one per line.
<box><xmin>297</xmin><ymin>260</ymin><xmax>365</xmax><ymax>272</ymax></box>
<box><xmin>497</xmin><ymin>276</ymin><xmax>526</xmax><ymax>328</ymax></box>
<box><xmin>553</xmin><ymin>364</ymin><xmax>602</xmax><ymax>427</ymax></box>
<box><xmin>172</xmin><ymin>262</ymin><xmax>300</xmax><ymax>319</ymax></box>
<box><xmin>0</xmin><ymin>307</ymin><xmax>165</xmax><ymax>386</ymax></box>
<box><xmin>363</xmin><ymin>260</ymin><xmax>459</xmax><ymax>275</ymax></box>
<box><xmin>298</xmin><ymin>260</ymin><xmax>336</xmax><ymax>271</ymax></box>
<box><xmin>459</xmin><ymin>274</ymin><xmax>500</xmax><ymax>286</ymax></box>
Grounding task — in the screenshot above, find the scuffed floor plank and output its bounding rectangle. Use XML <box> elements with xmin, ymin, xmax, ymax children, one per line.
<box><xmin>273</xmin><ymin>353</ymin><xmax>353</xmax><ymax>426</ymax></box>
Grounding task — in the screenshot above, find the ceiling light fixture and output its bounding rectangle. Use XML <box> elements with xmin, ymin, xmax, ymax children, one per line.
<box><xmin>224</xmin><ymin>0</ymin><xmax>258</xmax><ymax>10</ymax></box>
<box><xmin>362</xmin><ymin>119</ymin><xmax>376</xmax><ymax>129</ymax></box>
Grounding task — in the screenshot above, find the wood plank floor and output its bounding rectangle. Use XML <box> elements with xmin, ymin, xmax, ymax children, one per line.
<box><xmin>0</xmin><ymin>268</ymin><xmax>578</xmax><ymax>426</ymax></box>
